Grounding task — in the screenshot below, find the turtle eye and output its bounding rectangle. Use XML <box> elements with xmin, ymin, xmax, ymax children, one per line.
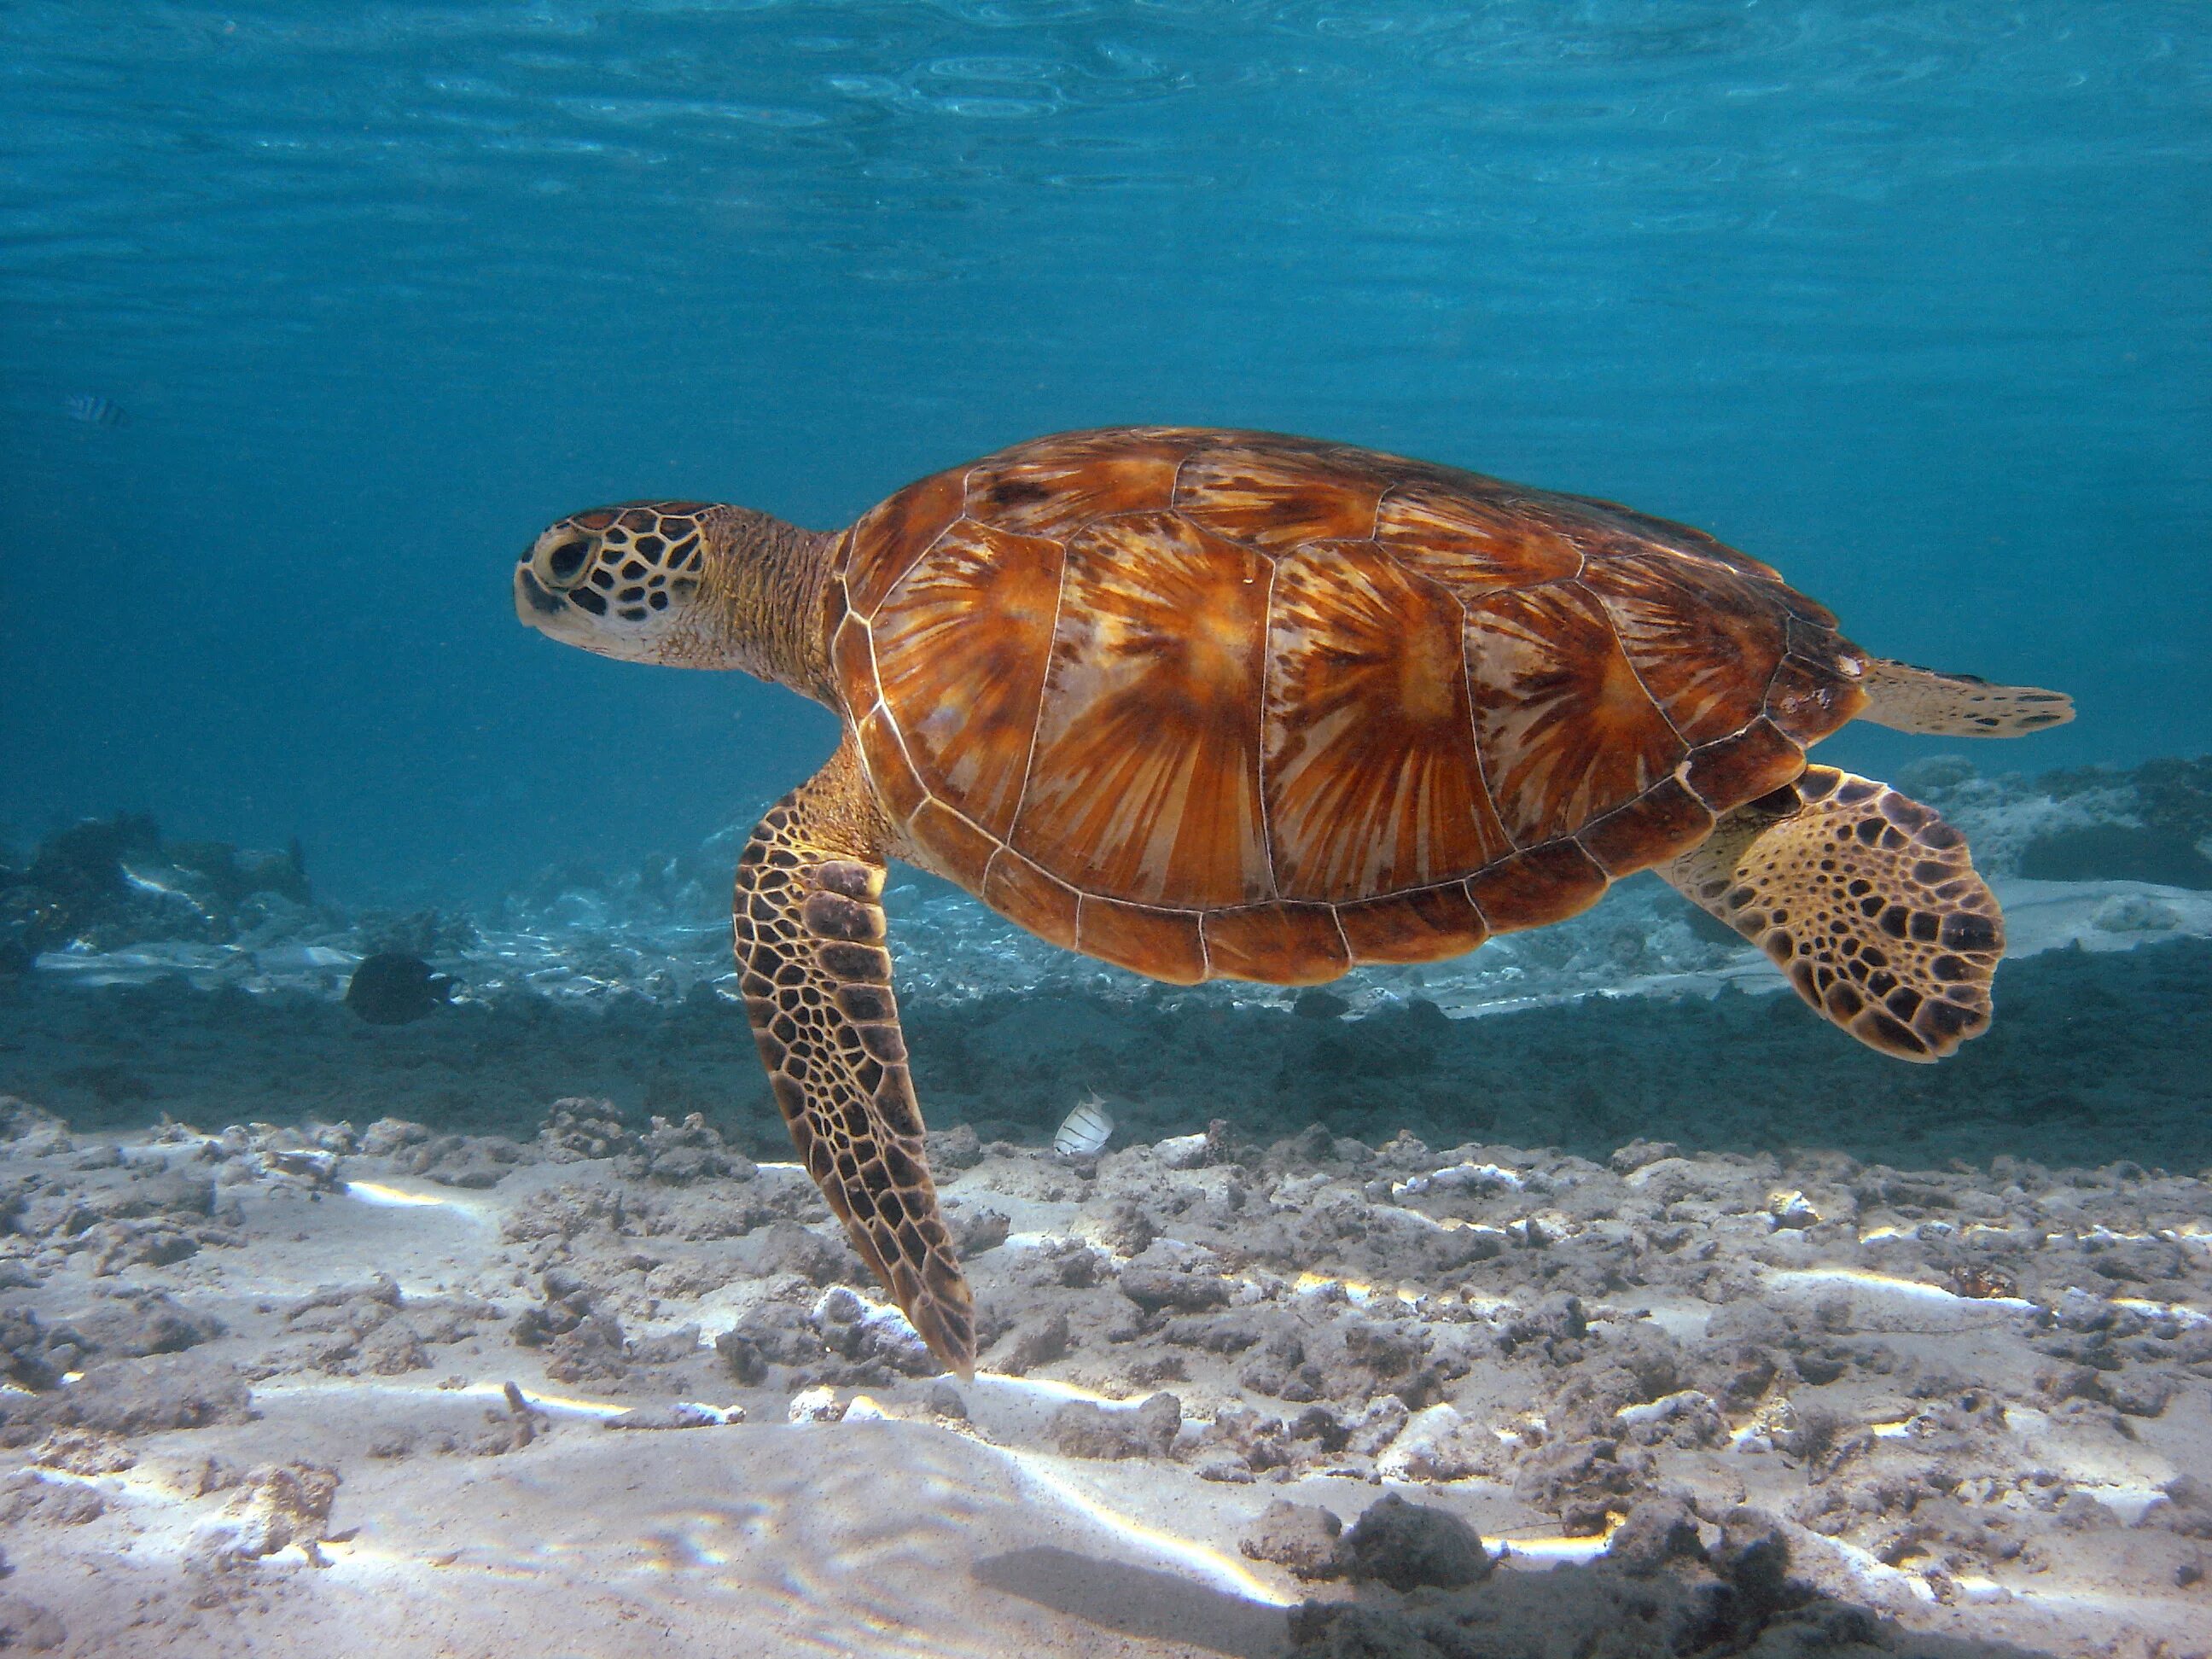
<box><xmin>545</xmin><ymin>537</ymin><xmax>594</xmax><ymax>584</ymax></box>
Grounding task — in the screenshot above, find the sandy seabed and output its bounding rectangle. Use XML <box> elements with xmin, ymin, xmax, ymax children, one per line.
<box><xmin>0</xmin><ymin>877</ymin><xmax>2208</xmax><ymax>1657</ymax></box>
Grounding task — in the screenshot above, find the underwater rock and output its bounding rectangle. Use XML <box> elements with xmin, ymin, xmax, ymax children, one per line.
<box><xmin>1117</xmin><ymin>1261</ymin><xmax>1231</xmax><ymax>1315</ymax></box>
<box><xmin>1048</xmin><ymin>1392</ymin><xmax>1180</xmax><ymax>1460</ymax></box>
<box><xmin>538</xmin><ymin>1097</ymin><xmax>640</xmax><ymax>1162</ymax></box>
<box><xmin>1332</xmin><ymin>1492</ymin><xmax>1492</xmax><ymax>1591</ymax></box>
<box><xmin>0</xmin><ymin>1592</ymin><xmax>66</xmax><ymax>1651</ymax></box>
<box><xmin>994</xmin><ymin>1312</ymin><xmax>1070</xmax><ymax>1376</ymax></box>
<box><xmin>1238</xmin><ymin>1499</ymin><xmax>1343</xmax><ymax>1580</ymax></box>
<box><xmin>77</xmin><ymin>1290</ymin><xmax>224</xmax><ymax>1359</ymax></box>
<box><xmin>1605</xmin><ymin>1496</ymin><xmax>1708</xmax><ymax>1575</ymax></box>
<box><xmin>0</xmin><ymin>1308</ymin><xmax>91</xmax><ymax>1391</ymax></box>
<box><xmin>343</xmin><ymin>952</ymin><xmax>454</xmax><ymax>1024</ymax></box>
<box><xmin>393</xmin><ymin>1132</ymin><xmax>527</xmax><ymax>1189</ymax></box>
<box><xmin>615</xmin><ymin>1112</ymin><xmax>754</xmax><ymax>1185</ymax></box>
<box><xmin>2</xmin><ymin>816</ymin><xmax>312</xmax><ymax>954</ymax></box>
<box><xmin>11</xmin><ymin>1353</ymin><xmax>253</xmax><ymax>1439</ymax></box>
<box><xmin>197</xmin><ymin>1462</ymin><xmax>341</xmax><ymax>1566</ymax></box>
<box><xmin>810</xmin><ymin>1287</ymin><xmax>934</xmax><ymax>1377</ymax></box>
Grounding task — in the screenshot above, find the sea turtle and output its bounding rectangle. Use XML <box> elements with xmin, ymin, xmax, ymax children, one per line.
<box><xmin>514</xmin><ymin>427</ymin><xmax>2072</xmax><ymax>1376</ymax></box>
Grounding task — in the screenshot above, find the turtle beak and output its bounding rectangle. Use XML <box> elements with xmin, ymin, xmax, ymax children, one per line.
<box><xmin>515</xmin><ymin>564</ymin><xmax>567</xmax><ymax>621</ymax></box>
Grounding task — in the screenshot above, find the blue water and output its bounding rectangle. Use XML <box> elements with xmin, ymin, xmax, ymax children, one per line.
<box><xmin>3</xmin><ymin>2</ymin><xmax>2206</xmax><ymax>899</ymax></box>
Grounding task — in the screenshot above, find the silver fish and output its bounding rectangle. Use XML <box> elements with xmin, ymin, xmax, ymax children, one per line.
<box><xmin>63</xmin><ymin>393</ymin><xmax>126</xmax><ymax>428</ymax></box>
<box><xmin>1052</xmin><ymin>1092</ymin><xmax>1115</xmax><ymax>1157</ymax></box>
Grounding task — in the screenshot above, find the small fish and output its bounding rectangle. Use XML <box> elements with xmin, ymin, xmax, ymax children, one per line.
<box><xmin>345</xmin><ymin>952</ymin><xmax>456</xmax><ymax>1025</ymax></box>
<box><xmin>63</xmin><ymin>393</ymin><xmax>127</xmax><ymax>428</ymax></box>
<box><xmin>1052</xmin><ymin>1091</ymin><xmax>1115</xmax><ymax>1157</ymax></box>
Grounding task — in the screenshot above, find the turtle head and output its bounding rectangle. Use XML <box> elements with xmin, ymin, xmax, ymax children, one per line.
<box><xmin>515</xmin><ymin>501</ymin><xmax>732</xmax><ymax>667</ymax></box>
<box><xmin>515</xmin><ymin>500</ymin><xmax>840</xmax><ymax>696</ymax></box>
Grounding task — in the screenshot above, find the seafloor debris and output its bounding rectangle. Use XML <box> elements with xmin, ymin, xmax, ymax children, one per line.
<box><xmin>0</xmin><ymin>1091</ymin><xmax>2203</xmax><ymax>1654</ymax></box>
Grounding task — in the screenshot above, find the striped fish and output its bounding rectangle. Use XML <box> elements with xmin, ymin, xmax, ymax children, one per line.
<box><xmin>63</xmin><ymin>393</ymin><xmax>127</xmax><ymax>428</ymax></box>
<box><xmin>1052</xmin><ymin>1091</ymin><xmax>1115</xmax><ymax>1157</ymax></box>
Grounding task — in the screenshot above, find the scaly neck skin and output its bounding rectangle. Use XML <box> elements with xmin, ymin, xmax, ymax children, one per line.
<box><xmin>696</xmin><ymin>507</ymin><xmax>843</xmax><ymax>707</ymax></box>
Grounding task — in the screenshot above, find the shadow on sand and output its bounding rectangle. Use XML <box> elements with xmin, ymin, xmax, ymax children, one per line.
<box><xmin>972</xmin><ymin>1540</ymin><xmax>2069</xmax><ymax>1659</ymax></box>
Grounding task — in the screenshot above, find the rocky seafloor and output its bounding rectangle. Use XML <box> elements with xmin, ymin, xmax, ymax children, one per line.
<box><xmin>0</xmin><ymin>755</ymin><xmax>2207</xmax><ymax>1657</ymax></box>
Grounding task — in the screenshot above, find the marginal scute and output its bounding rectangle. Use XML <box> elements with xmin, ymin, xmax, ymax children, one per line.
<box><xmin>1202</xmin><ymin>903</ymin><xmax>1350</xmax><ymax>985</ymax></box>
<box><xmin>1766</xmin><ymin>649</ymin><xmax>1870</xmax><ymax>743</ymax></box>
<box><xmin>1579</xmin><ymin>778</ymin><xmax>1717</xmax><ymax>876</ymax></box>
<box><xmin>1336</xmin><ymin>883</ymin><xmax>1489</xmax><ymax>965</ymax></box>
<box><xmin>980</xmin><ymin>848</ymin><xmax>1080</xmax><ymax>951</ymax></box>
<box><xmin>1076</xmin><ymin>897</ymin><xmax>1207</xmax><ymax>985</ymax></box>
<box><xmin>855</xmin><ymin>704</ymin><xmax>928</xmax><ymax>826</ymax></box>
<box><xmin>1465</xmin><ymin>841</ymin><xmax>1610</xmax><ymax>933</ymax></box>
<box><xmin>907</xmin><ymin>799</ymin><xmax>999</xmax><ymax>892</ymax></box>
<box><xmin>1680</xmin><ymin>720</ymin><xmax>1805</xmax><ymax>812</ymax></box>
<box><xmin>830</xmin><ymin>613</ymin><xmax>876</xmax><ymax>710</ymax></box>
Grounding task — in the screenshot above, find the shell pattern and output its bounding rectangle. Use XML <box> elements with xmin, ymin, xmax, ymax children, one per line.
<box><xmin>830</xmin><ymin>428</ymin><xmax>1870</xmax><ymax>987</ymax></box>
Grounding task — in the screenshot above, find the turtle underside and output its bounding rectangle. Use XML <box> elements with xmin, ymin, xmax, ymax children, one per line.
<box><xmin>829</xmin><ymin>427</ymin><xmax>1871</xmax><ymax>986</ymax></box>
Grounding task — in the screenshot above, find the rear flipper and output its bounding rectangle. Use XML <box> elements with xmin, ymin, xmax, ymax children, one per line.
<box><xmin>1662</xmin><ymin>767</ymin><xmax>2004</xmax><ymax>1062</ymax></box>
<box><xmin>1859</xmin><ymin>658</ymin><xmax>2072</xmax><ymax>736</ymax></box>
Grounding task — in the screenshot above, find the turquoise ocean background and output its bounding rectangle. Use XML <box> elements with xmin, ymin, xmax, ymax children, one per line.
<box><xmin>3</xmin><ymin>2</ymin><xmax>2205</xmax><ymax>899</ymax></box>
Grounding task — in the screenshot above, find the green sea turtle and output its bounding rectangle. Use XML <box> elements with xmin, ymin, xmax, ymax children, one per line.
<box><xmin>515</xmin><ymin>427</ymin><xmax>2072</xmax><ymax>1376</ymax></box>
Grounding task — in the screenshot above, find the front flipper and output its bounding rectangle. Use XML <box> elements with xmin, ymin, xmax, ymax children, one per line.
<box><xmin>1662</xmin><ymin>767</ymin><xmax>2004</xmax><ymax>1062</ymax></box>
<box><xmin>734</xmin><ymin>740</ymin><xmax>973</xmax><ymax>1375</ymax></box>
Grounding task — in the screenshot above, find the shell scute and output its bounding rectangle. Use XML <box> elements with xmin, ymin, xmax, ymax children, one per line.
<box><xmin>966</xmin><ymin>429</ymin><xmax>1185</xmax><ymax>540</ymax></box>
<box><xmin>1175</xmin><ymin>439</ymin><xmax>1388</xmax><ymax>550</ymax></box>
<box><xmin>1579</xmin><ymin>777</ymin><xmax>1717</xmax><ymax>876</ymax></box>
<box><xmin>907</xmin><ymin>799</ymin><xmax>998</xmax><ymax>892</ymax></box>
<box><xmin>1461</xmin><ymin>583</ymin><xmax>1685</xmax><ymax>847</ymax></box>
<box><xmin>1466</xmin><ymin>841</ymin><xmax>1610</xmax><ymax>932</ymax></box>
<box><xmin>855</xmin><ymin>702</ymin><xmax>928</xmax><ymax>825</ymax></box>
<box><xmin>980</xmin><ymin>848</ymin><xmax>1080</xmax><ymax>951</ymax></box>
<box><xmin>1336</xmin><ymin>882</ymin><xmax>1489</xmax><ymax>964</ymax></box>
<box><xmin>846</xmin><ymin>468</ymin><xmax>969</xmax><ymax>616</ymax></box>
<box><xmin>1076</xmin><ymin>897</ymin><xmax>1207</xmax><ymax>985</ymax></box>
<box><xmin>870</xmin><ymin>519</ymin><xmax>1062</xmax><ymax>840</ymax></box>
<box><xmin>1202</xmin><ymin>903</ymin><xmax>1349</xmax><ymax>985</ymax></box>
<box><xmin>1263</xmin><ymin>539</ymin><xmax>1511</xmax><ymax>899</ymax></box>
<box><xmin>1766</xmin><ymin>623</ymin><xmax>1870</xmax><ymax>743</ymax></box>
<box><xmin>1679</xmin><ymin>719</ymin><xmax>1805</xmax><ymax>810</ymax></box>
<box><xmin>1545</xmin><ymin>491</ymin><xmax>1790</xmax><ymax>586</ymax></box>
<box><xmin>1376</xmin><ymin>478</ymin><xmax>1585</xmax><ymax>593</ymax></box>
<box><xmin>1010</xmin><ymin>511</ymin><xmax>1269</xmax><ymax>909</ymax></box>
<box><xmin>1580</xmin><ymin>548</ymin><xmax>1787</xmax><ymax>744</ymax></box>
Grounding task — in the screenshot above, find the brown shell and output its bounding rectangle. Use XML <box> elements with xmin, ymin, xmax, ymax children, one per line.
<box><xmin>834</xmin><ymin>428</ymin><xmax>1868</xmax><ymax>987</ymax></box>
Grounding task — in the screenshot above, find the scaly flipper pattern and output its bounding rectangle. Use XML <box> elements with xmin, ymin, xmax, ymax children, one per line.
<box><xmin>733</xmin><ymin>740</ymin><xmax>974</xmax><ymax>1375</ymax></box>
<box><xmin>1662</xmin><ymin>766</ymin><xmax>2004</xmax><ymax>1061</ymax></box>
<box><xmin>1859</xmin><ymin>658</ymin><xmax>2073</xmax><ymax>736</ymax></box>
